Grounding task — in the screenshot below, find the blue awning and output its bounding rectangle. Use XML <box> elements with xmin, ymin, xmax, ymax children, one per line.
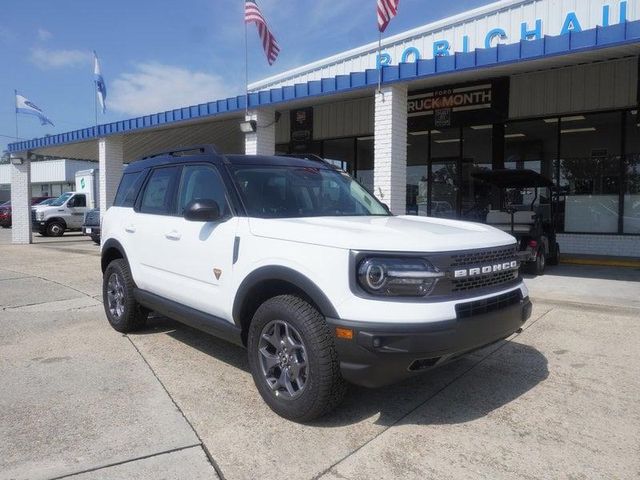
<box><xmin>8</xmin><ymin>20</ymin><xmax>640</xmax><ymax>154</ymax></box>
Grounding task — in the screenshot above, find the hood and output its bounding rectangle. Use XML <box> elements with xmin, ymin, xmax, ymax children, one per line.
<box><xmin>248</xmin><ymin>215</ymin><xmax>516</xmax><ymax>252</ymax></box>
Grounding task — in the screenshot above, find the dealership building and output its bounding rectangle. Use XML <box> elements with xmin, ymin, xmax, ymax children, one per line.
<box><xmin>7</xmin><ymin>0</ymin><xmax>640</xmax><ymax>257</ymax></box>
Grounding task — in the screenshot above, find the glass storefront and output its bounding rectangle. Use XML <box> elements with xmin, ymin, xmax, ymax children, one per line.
<box><xmin>281</xmin><ymin>105</ymin><xmax>638</xmax><ymax>237</ymax></box>
<box><xmin>406</xmin><ymin>125</ymin><xmax>494</xmax><ymax>220</ymax></box>
<box><xmin>625</xmin><ymin>110</ymin><xmax>640</xmax><ymax>234</ymax></box>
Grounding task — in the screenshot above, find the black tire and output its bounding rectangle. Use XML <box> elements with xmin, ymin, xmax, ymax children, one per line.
<box><xmin>530</xmin><ymin>248</ymin><xmax>546</xmax><ymax>275</ymax></box>
<box><xmin>0</xmin><ymin>225</ymin><xmax>9</xmax><ymax>229</ymax></box>
<box><xmin>548</xmin><ymin>243</ymin><xmax>560</xmax><ymax>266</ymax></box>
<box><xmin>46</xmin><ymin>221</ymin><xmax>65</xmax><ymax>237</ymax></box>
<box><xmin>102</xmin><ymin>259</ymin><xmax>148</xmax><ymax>333</ymax></box>
<box><xmin>247</xmin><ymin>294</ymin><xmax>347</xmax><ymax>422</ymax></box>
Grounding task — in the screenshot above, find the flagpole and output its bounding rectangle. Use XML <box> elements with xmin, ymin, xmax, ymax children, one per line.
<box><xmin>244</xmin><ymin>5</ymin><xmax>250</xmax><ymax>117</ymax></box>
<box><xmin>377</xmin><ymin>31</ymin><xmax>383</xmax><ymax>94</ymax></box>
<box><xmin>14</xmin><ymin>89</ymin><xmax>19</xmax><ymax>140</ymax></box>
<box><xmin>94</xmin><ymin>79</ymin><xmax>98</xmax><ymax>128</ymax></box>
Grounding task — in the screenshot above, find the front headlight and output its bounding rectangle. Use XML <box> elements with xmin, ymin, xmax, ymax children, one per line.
<box><xmin>36</xmin><ymin>211</ymin><xmax>44</xmax><ymax>220</ymax></box>
<box><xmin>357</xmin><ymin>257</ymin><xmax>443</xmax><ymax>297</ymax></box>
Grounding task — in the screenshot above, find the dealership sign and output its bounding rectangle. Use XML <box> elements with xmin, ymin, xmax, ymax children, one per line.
<box><xmin>408</xmin><ymin>79</ymin><xmax>509</xmax><ymax>129</ymax></box>
<box><xmin>251</xmin><ymin>0</ymin><xmax>638</xmax><ymax>92</ymax></box>
<box><xmin>378</xmin><ymin>0</ymin><xmax>636</xmax><ymax>67</ymax></box>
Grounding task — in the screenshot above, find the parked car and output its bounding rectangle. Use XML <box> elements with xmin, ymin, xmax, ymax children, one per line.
<box><xmin>0</xmin><ymin>197</ymin><xmax>53</xmax><ymax>228</ymax></box>
<box><xmin>82</xmin><ymin>208</ymin><xmax>101</xmax><ymax>244</ymax></box>
<box><xmin>101</xmin><ymin>145</ymin><xmax>531</xmax><ymax>421</ymax></box>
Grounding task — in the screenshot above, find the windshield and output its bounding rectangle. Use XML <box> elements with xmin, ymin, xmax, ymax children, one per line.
<box><xmin>38</xmin><ymin>199</ymin><xmax>53</xmax><ymax>205</ymax></box>
<box><xmin>50</xmin><ymin>192</ymin><xmax>73</xmax><ymax>207</ymax></box>
<box><xmin>231</xmin><ymin>165</ymin><xmax>389</xmax><ymax>218</ymax></box>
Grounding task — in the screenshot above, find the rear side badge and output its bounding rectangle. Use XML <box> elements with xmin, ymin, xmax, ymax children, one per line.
<box><xmin>213</xmin><ymin>268</ymin><xmax>222</xmax><ymax>280</ymax></box>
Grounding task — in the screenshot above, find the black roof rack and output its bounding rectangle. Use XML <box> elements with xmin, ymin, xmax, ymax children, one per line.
<box><xmin>141</xmin><ymin>144</ymin><xmax>218</xmax><ymax>160</ymax></box>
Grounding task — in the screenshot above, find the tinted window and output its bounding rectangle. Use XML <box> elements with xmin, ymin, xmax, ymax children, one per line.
<box><xmin>114</xmin><ymin>172</ymin><xmax>145</xmax><ymax>207</ymax></box>
<box><xmin>231</xmin><ymin>166</ymin><xmax>389</xmax><ymax>218</ymax></box>
<box><xmin>177</xmin><ymin>165</ymin><xmax>230</xmax><ymax>216</ymax></box>
<box><xmin>140</xmin><ymin>167</ymin><xmax>179</xmax><ymax>215</ymax></box>
<box><xmin>50</xmin><ymin>192</ymin><xmax>73</xmax><ymax>207</ymax></box>
<box><xmin>71</xmin><ymin>195</ymin><xmax>86</xmax><ymax>207</ymax></box>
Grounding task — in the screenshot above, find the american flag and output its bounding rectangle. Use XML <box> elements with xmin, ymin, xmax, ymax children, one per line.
<box><xmin>377</xmin><ymin>0</ymin><xmax>400</xmax><ymax>33</ymax></box>
<box><xmin>245</xmin><ymin>0</ymin><xmax>280</xmax><ymax>65</ymax></box>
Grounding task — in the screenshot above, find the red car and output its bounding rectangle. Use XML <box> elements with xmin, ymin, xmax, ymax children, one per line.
<box><xmin>0</xmin><ymin>197</ymin><xmax>54</xmax><ymax>228</ymax></box>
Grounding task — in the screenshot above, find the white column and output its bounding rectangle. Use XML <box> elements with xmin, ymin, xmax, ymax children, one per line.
<box><xmin>245</xmin><ymin>109</ymin><xmax>275</xmax><ymax>155</ymax></box>
<box><xmin>10</xmin><ymin>156</ymin><xmax>32</xmax><ymax>244</ymax></box>
<box><xmin>98</xmin><ymin>137</ymin><xmax>123</xmax><ymax>215</ymax></box>
<box><xmin>374</xmin><ymin>84</ymin><xmax>408</xmax><ymax>215</ymax></box>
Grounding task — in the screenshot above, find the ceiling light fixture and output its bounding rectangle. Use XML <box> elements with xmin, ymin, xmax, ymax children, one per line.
<box><xmin>504</xmin><ymin>133</ymin><xmax>526</xmax><ymax>138</ymax></box>
<box><xmin>434</xmin><ymin>138</ymin><xmax>461</xmax><ymax>144</ymax></box>
<box><xmin>561</xmin><ymin>127</ymin><xmax>596</xmax><ymax>134</ymax></box>
<box><xmin>470</xmin><ymin>125</ymin><xmax>493</xmax><ymax>130</ymax></box>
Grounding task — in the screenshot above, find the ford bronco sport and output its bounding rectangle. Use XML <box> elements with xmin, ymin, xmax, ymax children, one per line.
<box><xmin>101</xmin><ymin>145</ymin><xmax>532</xmax><ymax>421</ymax></box>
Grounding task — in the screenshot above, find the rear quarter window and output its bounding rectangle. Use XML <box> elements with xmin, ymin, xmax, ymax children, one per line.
<box><xmin>114</xmin><ymin>172</ymin><xmax>145</xmax><ymax>208</ymax></box>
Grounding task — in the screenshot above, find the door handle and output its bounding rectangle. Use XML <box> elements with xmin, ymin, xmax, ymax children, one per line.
<box><xmin>164</xmin><ymin>230</ymin><xmax>181</xmax><ymax>241</ymax></box>
<box><xmin>125</xmin><ymin>225</ymin><xmax>136</xmax><ymax>233</ymax></box>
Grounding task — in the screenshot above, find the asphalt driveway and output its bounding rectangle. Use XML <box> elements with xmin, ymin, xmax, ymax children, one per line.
<box><xmin>1</xmin><ymin>229</ymin><xmax>639</xmax><ymax>479</ymax></box>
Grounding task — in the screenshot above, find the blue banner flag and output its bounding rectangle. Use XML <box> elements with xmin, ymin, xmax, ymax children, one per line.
<box><xmin>94</xmin><ymin>51</ymin><xmax>107</xmax><ymax>114</ymax></box>
<box><xmin>15</xmin><ymin>92</ymin><xmax>54</xmax><ymax>126</ymax></box>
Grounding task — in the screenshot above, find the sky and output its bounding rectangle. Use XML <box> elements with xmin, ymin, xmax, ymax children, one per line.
<box><xmin>0</xmin><ymin>0</ymin><xmax>492</xmax><ymax>152</ymax></box>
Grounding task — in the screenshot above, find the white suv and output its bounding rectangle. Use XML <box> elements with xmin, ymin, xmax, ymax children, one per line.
<box><xmin>101</xmin><ymin>145</ymin><xmax>531</xmax><ymax>421</ymax></box>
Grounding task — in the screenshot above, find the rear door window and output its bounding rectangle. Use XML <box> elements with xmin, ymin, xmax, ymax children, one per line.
<box><xmin>114</xmin><ymin>172</ymin><xmax>145</xmax><ymax>207</ymax></box>
<box><xmin>139</xmin><ymin>166</ymin><xmax>180</xmax><ymax>215</ymax></box>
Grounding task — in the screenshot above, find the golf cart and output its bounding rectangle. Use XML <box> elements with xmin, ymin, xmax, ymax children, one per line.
<box><xmin>472</xmin><ymin>169</ymin><xmax>560</xmax><ymax>275</ymax></box>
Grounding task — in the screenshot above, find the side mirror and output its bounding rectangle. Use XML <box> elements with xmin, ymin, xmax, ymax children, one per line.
<box><xmin>184</xmin><ymin>199</ymin><xmax>221</xmax><ymax>222</ymax></box>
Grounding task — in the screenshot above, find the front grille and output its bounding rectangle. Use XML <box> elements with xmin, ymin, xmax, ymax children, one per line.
<box><xmin>452</xmin><ymin>270</ymin><xmax>519</xmax><ymax>293</ymax></box>
<box><xmin>84</xmin><ymin>209</ymin><xmax>100</xmax><ymax>226</ymax></box>
<box><xmin>449</xmin><ymin>245</ymin><xmax>518</xmax><ymax>268</ymax></box>
<box><xmin>30</xmin><ymin>209</ymin><xmax>36</xmax><ymax>223</ymax></box>
<box><xmin>455</xmin><ymin>289</ymin><xmax>523</xmax><ymax>319</ymax></box>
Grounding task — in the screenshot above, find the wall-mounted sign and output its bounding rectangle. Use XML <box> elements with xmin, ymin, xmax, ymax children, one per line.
<box><xmin>250</xmin><ymin>0</ymin><xmax>637</xmax><ymax>91</ymax></box>
<box><xmin>290</xmin><ymin>107</ymin><xmax>313</xmax><ymax>142</ymax></box>
<box><xmin>408</xmin><ymin>78</ymin><xmax>509</xmax><ymax>130</ymax></box>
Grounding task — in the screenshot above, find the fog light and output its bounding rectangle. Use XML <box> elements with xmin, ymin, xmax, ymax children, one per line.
<box><xmin>372</xmin><ymin>337</ymin><xmax>382</xmax><ymax>348</ymax></box>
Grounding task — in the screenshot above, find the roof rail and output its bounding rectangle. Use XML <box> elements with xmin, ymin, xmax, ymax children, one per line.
<box><xmin>142</xmin><ymin>144</ymin><xmax>218</xmax><ymax>160</ymax></box>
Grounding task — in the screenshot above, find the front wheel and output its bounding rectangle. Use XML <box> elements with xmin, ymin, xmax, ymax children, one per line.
<box><xmin>102</xmin><ymin>259</ymin><xmax>148</xmax><ymax>333</ymax></box>
<box><xmin>247</xmin><ymin>295</ymin><xmax>347</xmax><ymax>422</ymax></box>
<box><xmin>46</xmin><ymin>221</ymin><xmax>65</xmax><ymax>237</ymax></box>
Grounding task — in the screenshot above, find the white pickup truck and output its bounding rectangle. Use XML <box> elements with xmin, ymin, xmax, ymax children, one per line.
<box><xmin>33</xmin><ymin>169</ymin><xmax>99</xmax><ymax>236</ymax></box>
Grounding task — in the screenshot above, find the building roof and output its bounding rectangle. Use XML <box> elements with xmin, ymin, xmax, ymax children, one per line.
<box><xmin>8</xmin><ymin>20</ymin><xmax>640</xmax><ymax>155</ymax></box>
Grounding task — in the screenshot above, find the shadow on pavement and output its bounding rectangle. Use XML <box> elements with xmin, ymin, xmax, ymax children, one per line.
<box><xmin>142</xmin><ymin>315</ymin><xmax>548</xmax><ymax>428</ymax></box>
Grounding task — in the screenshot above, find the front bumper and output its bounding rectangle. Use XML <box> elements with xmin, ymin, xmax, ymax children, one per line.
<box><xmin>327</xmin><ymin>291</ymin><xmax>532</xmax><ymax>388</ymax></box>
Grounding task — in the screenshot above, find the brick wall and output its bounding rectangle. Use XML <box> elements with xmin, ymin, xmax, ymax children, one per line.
<box><xmin>98</xmin><ymin>137</ymin><xmax>123</xmax><ymax>215</ymax></box>
<box><xmin>10</xmin><ymin>158</ymin><xmax>32</xmax><ymax>244</ymax></box>
<box><xmin>557</xmin><ymin>234</ymin><xmax>640</xmax><ymax>258</ymax></box>
<box><xmin>245</xmin><ymin>110</ymin><xmax>275</xmax><ymax>156</ymax></box>
<box><xmin>374</xmin><ymin>85</ymin><xmax>407</xmax><ymax>215</ymax></box>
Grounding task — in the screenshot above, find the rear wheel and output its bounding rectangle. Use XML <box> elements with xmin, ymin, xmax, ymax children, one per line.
<box><xmin>46</xmin><ymin>221</ymin><xmax>65</xmax><ymax>237</ymax></box>
<box><xmin>530</xmin><ymin>248</ymin><xmax>546</xmax><ymax>275</ymax></box>
<box><xmin>247</xmin><ymin>294</ymin><xmax>346</xmax><ymax>422</ymax></box>
<box><xmin>102</xmin><ymin>259</ymin><xmax>148</xmax><ymax>333</ymax></box>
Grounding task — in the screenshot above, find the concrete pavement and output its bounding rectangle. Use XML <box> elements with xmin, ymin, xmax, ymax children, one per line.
<box><xmin>1</xmin><ymin>228</ymin><xmax>639</xmax><ymax>479</ymax></box>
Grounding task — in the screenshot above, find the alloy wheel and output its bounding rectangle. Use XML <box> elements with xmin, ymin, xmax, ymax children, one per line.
<box><xmin>258</xmin><ymin>319</ymin><xmax>308</xmax><ymax>399</ymax></box>
<box><xmin>107</xmin><ymin>272</ymin><xmax>126</xmax><ymax>320</ymax></box>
